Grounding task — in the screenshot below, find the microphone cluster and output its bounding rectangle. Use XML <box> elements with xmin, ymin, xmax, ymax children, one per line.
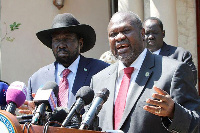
<box><xmin>1</xmin><ymin>80</ymin><xmax>110</xmax><ymax>132</ymax></box>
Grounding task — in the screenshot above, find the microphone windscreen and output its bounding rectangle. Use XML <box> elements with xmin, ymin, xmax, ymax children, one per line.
<box><xmin>50</xmin><ymin>107</ymin><xmax>69</xmax><ymax>123</ymax></box>
<box><xmin>6</xmin><ymin>81</ymin><xmax>27</xmax><ymax>107</ymax></box>
<box><xmin>76</xmin><ymin>86</ymin><xmax>94</xmax><ymax>105</ymax></box>
<box><xmin>96</xmin><ymin>88</ymin><xmax>110</xmax><ymax>101</ymax></box>
<box><xmin>0</xmin><ymin>82</ymin><xmax>8</xmax><ymax>106</ymax></box>
<box><xmin>42</xmin><ymin>81</ymin><xmax>59</xmax><ymax>98</ymax></box>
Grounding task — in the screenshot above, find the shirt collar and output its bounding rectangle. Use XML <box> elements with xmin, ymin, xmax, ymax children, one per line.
<box><xmin>57</xmin><ymin>55</ymin><xmax>80</xmax><ymax>76</ymax></box>
<box><xmin>152</xmin><ymin>48</ymin><xmax>161</xmax><ymax>55</ymax></box>
<box><xmin>118</xmin><ymin>48</ymin><xmax>147</xmax><ymax>75</ymax></box>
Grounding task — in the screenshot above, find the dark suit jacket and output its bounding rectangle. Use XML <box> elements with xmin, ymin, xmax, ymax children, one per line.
<box><xmin>27</xmin><ymin>55</ymin><xmax>109</xmax><ymax>100</ymax></box>
<box><xmin>160</xmin><ymin>42</ymin><xmax>197</xmax><ymax>85</ymax></box>
<box><xmin>90</xmin><ymin>50</ymin><xmax>200</xmax><ymax>133</ymax></box>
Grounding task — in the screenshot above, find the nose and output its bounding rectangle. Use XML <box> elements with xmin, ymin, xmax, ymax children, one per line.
<box><xmin>148</xmin><ymin>34</ymin><xmax>154</xmax><ymax>40</ymax></box>
<box><xmin>114</xmin><ymin>32</ymin><xmax>126</xmax><ymax>42</ymax></box>
<box><xmin>56</xmin><ymin>41</ymin><xmax>68</xmax><ymax>49</ymax></box>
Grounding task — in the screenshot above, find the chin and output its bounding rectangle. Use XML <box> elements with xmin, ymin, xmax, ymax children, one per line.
<box><xmin>56</xmin><ymin>57</ymin><xmax>68</xmax><ymax>64</ymax></box>
<box><xmin>117</xmin><ymin>53</ymin><xmax>136</xmax><ymax>65</ymax></box>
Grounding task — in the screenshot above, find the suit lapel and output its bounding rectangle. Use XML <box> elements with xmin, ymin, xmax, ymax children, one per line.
<box><xmin>102</xmin><ymin>63</ymin><xmax>118</xmax><ymax>129</ymax></box>
<box><xmin>159</xmin><ymin>42</ymin><xmax>171</xmax><ymax>56</ymax></box>
<box><xmin>118</xmin><ymin>51</ymin><xmax>155</xmax><ymax>129</ymax></box>
<box><xmin>72</xmin><ymin>55</ymin><xmax>89</xmax><ymax>95</ymax></box>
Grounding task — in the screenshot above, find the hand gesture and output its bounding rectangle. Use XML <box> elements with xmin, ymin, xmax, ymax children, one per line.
<box><xmin>143</xmin><ymin>86</ymin><xmax>175</xmax><ymax>119</ymax></box>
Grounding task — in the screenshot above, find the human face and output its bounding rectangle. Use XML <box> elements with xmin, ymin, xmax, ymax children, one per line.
<box><xmin>108</xmin><ymin>15</ymin><xmax>144</xmax><ymax>67</ymax></box>
<box><xmin>143</xmin><ymin>20</ymin><xmax>165</xmax><ymax>52</ymax></box>
<box><xmin>52</xmin><ymin>32</ymin><xmax>83</xmax><ymax>67</ymax></box>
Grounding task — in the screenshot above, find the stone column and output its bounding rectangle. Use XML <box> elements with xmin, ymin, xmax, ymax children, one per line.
<box><xmin>118</xmin><ymin>0</ymin><xmax>144</xmax><ymax>21</ymax></box>
<box><xmin>144</xmin><ymin>0</ymin><xmax>178</xmax><ymax>46</ymax></box>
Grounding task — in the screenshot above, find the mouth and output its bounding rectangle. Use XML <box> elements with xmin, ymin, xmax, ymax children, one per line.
<box><xmin>116</xmin><ymin>43</ymin><xmax>129</xmax><ymax>49</ymax></box>
<box><xmin>148</xmin><ymin>40</ymin><xmax>156</xmax><ymax>45</ymax></box>
<box><xmin>57</xmin><ymin>50</ymin><xmax>69</xmax><ymax>56</ymax></box>
<box><xmin>116</xmin><ymin>43</ymin><xmax>130</xmax><ymax>53</ymax></box>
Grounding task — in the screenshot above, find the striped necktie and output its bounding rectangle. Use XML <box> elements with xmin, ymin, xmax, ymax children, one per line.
<box><xmin>58</xmin><ymin>69</ymin><xmax>71</xmax><ymax>107</ymax></box>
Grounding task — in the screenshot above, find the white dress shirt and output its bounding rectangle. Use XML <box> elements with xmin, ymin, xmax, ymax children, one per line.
<box><xmin>114</xmin><ymin>48</ymin><xmax>147</xmax><ymax>103</ymax></box>
<box><xmin>55</xmin><ymin>55</ymin><xmax>80</xmax><ymax>109</ymax></box>
<box><xmin>152</xmin><ymin>49</ymin><xmax>161</xmax><ymax>55</ymax></box>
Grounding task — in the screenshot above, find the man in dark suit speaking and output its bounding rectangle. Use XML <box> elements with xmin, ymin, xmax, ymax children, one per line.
<box><xmin>143</xmin><ymin>17</ymin><xmax>197</xmax><ymax>85</ymax></box>
<box><xmin>19</xmin><ymin>13</ymin><xmax>109</xmax><ymax>113</ymax></box>
<box><xmin>90</xmin><ymin>11</ymin><xmax>200</xmax><ymax>133</ymax></box>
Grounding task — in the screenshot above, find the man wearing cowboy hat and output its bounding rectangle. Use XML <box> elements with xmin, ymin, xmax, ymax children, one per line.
<box><xmin>19</xmin><ymin>13</ymin><xmax>109</xmax><ymax>113</ymax></box>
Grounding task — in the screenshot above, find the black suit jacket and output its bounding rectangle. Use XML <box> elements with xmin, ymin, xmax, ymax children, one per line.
<box><xmin>27</xmin><ymin>55</ymin><xmax>109</xmax><ymax>100</ymax></box>
<box><xmin>160</xmin><ymin>42</ymin><xmax>197</xmax><ymax>85</ymax></box>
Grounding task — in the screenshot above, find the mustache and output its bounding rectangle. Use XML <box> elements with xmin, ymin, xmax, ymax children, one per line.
<box><xmin>57</xmin><ymin>48</ymin><xmax>69</xmax><ymax>53</ymax></box>
<box><xmin>116</xmin><ymin>40</ymin><xmax>130</xmax><ymax>45</ymax></box>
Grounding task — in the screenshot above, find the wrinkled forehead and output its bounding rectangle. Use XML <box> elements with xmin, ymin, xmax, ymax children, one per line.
<box><xmin>108</xmin><ymin>15</ymin><xmax>132</xmax><ymax>31</ymax></box>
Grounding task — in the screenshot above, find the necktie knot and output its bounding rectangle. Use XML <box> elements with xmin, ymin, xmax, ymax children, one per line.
<box><xmin>62</xmin><ymin>69</ymin><xmax>71</xmax><ymax>78</ymax></box>
<box><xmin>124</xmin><ymin>67</ymin><xmax>134</xmax><ymax>75</ymax></box>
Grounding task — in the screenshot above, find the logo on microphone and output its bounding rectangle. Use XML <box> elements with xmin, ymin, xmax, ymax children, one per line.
<box><xmin>0</xmin><ymin>113</ymin><xmax>15</xmax><ymax>133</ymax></box>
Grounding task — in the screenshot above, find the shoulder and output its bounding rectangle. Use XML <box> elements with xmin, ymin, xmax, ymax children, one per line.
<box><xmin>175</xmin><ymin>46</ymin><xmax>189</xmax><ymax>54</ymax></box>
<box><xmin>93</xmin><ymin>62</ymin><xmax>118</xmax><ymax>78</ymax></box>
<box><xmin>161</xmin><ymin>43</ymin><xmax>177</xmax><ymax>53</ymax></box>
<box><xmin>30</xmin><ymin>62</ymin><xmax>55</xmax><ymax>78</ymax></box>
<box><xmin>165</xmin><ymin>43</ymin><xmax>190</xmax><ymax>55</ymax></box>
<box><xmin>160</xmin><ymin>56</ymin><xmax>193</xmax><ymax>78</ymax></box>
<box><xmin>172</xmin><ymin>46</ymin><xmax>193</xmax><ymax>62</ymax></box>
<box><xmin>163</xmin><ymin>43</ymin><xmax>193</xmax><ymax>61</ymax></box>
<box><xmin>87</xmin><ymin>58</ymin><xmax>109</xmax><ymax>67</ymax></box>
<box><xmin>80</xmin><ymin>55</ymin><xmax>110</xmax><ymax>69</ymax></box>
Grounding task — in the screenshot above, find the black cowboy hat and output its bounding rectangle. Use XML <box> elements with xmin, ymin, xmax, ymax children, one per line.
<box><xmin>36</xmin><ymin>13</ymin><xmax>96</xmax><ymax>53</ymax></box>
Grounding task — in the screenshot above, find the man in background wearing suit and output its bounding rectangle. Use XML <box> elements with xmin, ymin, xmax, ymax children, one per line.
<box><xmin>143</xmin><ymin>17</ymin><xmax>197</xmax><ymax>85</ymax></box>
<box><xmin>90</xmin><ymin>11</ymin><xmax>200</xmax><ymax>133</ymax></box>
<box><xmin>19</xmin><ymin>13</ymin><xmax>109</xmax><ymax>113</ymax></box>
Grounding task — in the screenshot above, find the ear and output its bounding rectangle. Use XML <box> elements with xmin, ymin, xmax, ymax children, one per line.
<box><xmin>163</xmin><ymin>30</ymin><xmax>165</xmax><ymax>38</ymax></box>
<box><xmin>141</xmin><ymin>28</ymin><xmax>145</xmax><ymax>41</ymax></box>
<box><xmin>79</xmin><ymin>38</ymin><xmax>84</xmax><ymax>50</ymax></box>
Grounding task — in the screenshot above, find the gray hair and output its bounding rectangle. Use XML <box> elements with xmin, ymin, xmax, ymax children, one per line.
<box><xmin>108</xmin><ymin>11</ymin><xmax>143</xmax><ymax>30</ymax></box>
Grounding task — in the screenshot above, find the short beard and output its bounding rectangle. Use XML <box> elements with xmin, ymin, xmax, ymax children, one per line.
<box><xmin>115</xmin><ymin>43</ymin><xmax>144</xmax><ymax>67</ymax></box>
<box><xmin>115</xmin><ymin>52</ymin><xmax>138</xmax><ymax>67</ymax></box>
<box><xmin>54</xmin><ymin>47</ymin><xmax>80</xmax><ymax>68</ymax></box>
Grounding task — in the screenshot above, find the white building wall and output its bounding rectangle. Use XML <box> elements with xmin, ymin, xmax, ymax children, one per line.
<box><xmin>0</xmin><ymin>0</ymin><xmax>198</xmax><ymax>86</ymax></box>
<box><xmin>1</xmin><ymin>0</ymin><xmax>110</xmax><ymax>84</ymax></box>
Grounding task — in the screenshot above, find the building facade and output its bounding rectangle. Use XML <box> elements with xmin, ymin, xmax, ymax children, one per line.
<box><xmin>0</xmin><ymin>0</ymin><xmax>199</xmax><ymax>92</ymax></box>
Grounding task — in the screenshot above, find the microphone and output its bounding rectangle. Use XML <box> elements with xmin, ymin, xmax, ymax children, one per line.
<box><xmin>6</xmin><ymin>81</ymin><xmax>27</xmax><ymax>115</ymax></box>
<box><xmin>17</xmin><ymin>114</ymin><xmax>33</xmax><ymax>124</ymax></box>
<box><xmin>80</xmin><ymin>88</ymin><xmax>110</xmax><ymax>130</ymax></box>
<box><xmin>31</xmin><ymin>81</ymin><xmax>59</xmax><ymax>125</ymax></box>
<box><xmin>48</xmin><ymin>107</ymin><xmax>82</xmax><ymax>128</ymax></box>
<box><xmin>48</xmin><ymin>107</ymin><xmax>69</xmax><ymax>127</ymax></box>
<box><xmin>62</xmin><ymin>86</ymin><xmax>94</xmax><ymax>127</ymax></box>
<box><xmin>16</xmin><ymin>114</ymin><xmax>33</xmax><ymax>124</ymax></box>
<box><xmin>17</xmin><ymin>114</ymin><xmax>33</xmax><ymax>119</ymax></box>
<box><xmin>0</xmin><ymin>82</ymin><xmax>8</xmax><ymax>110</ymax></box>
